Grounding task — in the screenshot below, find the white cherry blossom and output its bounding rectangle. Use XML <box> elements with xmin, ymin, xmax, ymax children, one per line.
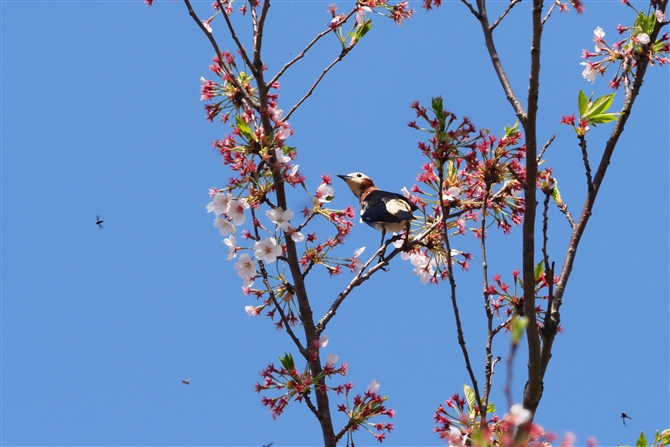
<box><xmin>223</xmin><ymin>235</ymin><xmax>237</xmax><ymax>261</ymax></box>
<box><xmin>254</xmin><ymin>237</ymin><xmax>282</xmax><ymax>263</ymax></box>
<box><xmin>315</xmin><ymin>183</ymin><xmax>334</xmax><ymax>203</ymax></box>
<box><xmin>214</xmin><ymin>217</ymin><xmax>236</xmax><ymax>236</ymax></box>
<box><xmin>266</xmin><ymin>206</ymin><xmax>293</xmax><ymax>231</ymax></box>
<box><xmin>206</xmin><ymin>192</ymin><xmax>232</xmax><ymax>215</ymax></box>
<box><xmin>234</xmin><ymin>253</ymin><xmax>257</xmax><ymax>278</ymax></box>
<box><xmin>226</xmin><ymin>199</ymin><xmax>249</xmax><ymax>225</ymax></box>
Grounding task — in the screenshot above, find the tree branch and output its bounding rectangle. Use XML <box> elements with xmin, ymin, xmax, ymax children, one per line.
<box><xmin>267</xmin><ymin>8</ymin><xmax>357</xmax><ymax>88</ymax></box>
<box><xmin>490</xmin><ymin>0</ymin><xmax>522</xmax><ymax>31</ymax></box>
<box><xmin>284</xmin><ymin>44</ymin><xmax>356</xmax><ymax>122</ymax></box>
<box><xmin>183</xmin><ymin>0</ymin><xmax>258</xmax><ymax>110</ymax></box>
<box><xmin>216</xmin><ymin>0</ymin><xmax>255</xmax><ymax>72</ymax></box>
<box><xmin>578</xmin><ymin>135</ymin><xmax>594</xmax><ymax>191</ymax></box>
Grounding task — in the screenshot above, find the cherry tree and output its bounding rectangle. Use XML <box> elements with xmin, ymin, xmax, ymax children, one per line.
<box><xmin>145</xmin><ymin>0</ymin><xmax>669</xmax><ymax>445</ymax></box>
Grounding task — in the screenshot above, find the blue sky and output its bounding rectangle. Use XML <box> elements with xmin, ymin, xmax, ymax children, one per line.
<box><xmin>2</xmin><ymin>1</ymin><xmax>668</xmax><ymax>446</ymax></box>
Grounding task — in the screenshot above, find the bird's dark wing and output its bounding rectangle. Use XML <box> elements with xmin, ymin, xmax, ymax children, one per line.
<box><xmin>361</xmin><ymin>190</ymin><xmax>416</xmax><ymax>225</ymax></box>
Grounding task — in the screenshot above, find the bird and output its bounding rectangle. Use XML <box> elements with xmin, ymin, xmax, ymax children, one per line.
<box><xmin>621</xmin><ymin>412</ymin><xmax>632</xmax><ymax>426</ymax></box>
<box><xmin>338</xmin><ymin>172</ymin><xmax>417</xmax><ymax>261</ymax></box>
<box><xmin>181</xmin><ymin>378</ymin><xmax>190</xmax><ymax>385</ymax></box>
<box><xmin>95</xmin><ymin>215</ymin><xmax>104</xmax><ymax>229</ymax></box>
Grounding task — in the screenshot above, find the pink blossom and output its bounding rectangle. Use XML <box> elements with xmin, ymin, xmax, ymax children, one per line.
<box><xmin>226</xmin><ymin>199</ymin><xmax>249</xmax><ymax>225</ymax></box>
<box><xmin>366</xmin><ymin>379</ymin><xmax>380</xmax><ymax>394</ymax></box>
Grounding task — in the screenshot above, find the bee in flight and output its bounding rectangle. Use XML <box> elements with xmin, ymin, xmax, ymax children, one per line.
<box><xmin>96</xmin><ymin>216</ymin><xmax>104</xmax><ymax>229</ymax></box>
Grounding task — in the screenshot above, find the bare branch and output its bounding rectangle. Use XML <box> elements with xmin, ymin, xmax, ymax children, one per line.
<box><xmin>541</xmin><ymin>1</ymin><xmax>558</xmax><ymax>25</ymax></box>
<box><xmin>284</xmin><ymin>45</ymin><xmax>356</xmax><ymax>122</ymax></box>
<box><xmin>316</xmin><ymin>220</ymin><xmax>442</xmax><ymax>334</ymax></box>
<box><xmin>267</xmin><ymin>8</ymin><xmax>357</xmax><ymax>88</ymax></box>
<box><xmin>471</xmin><ymin>0</ymin><xmax>527</xmax><ymax>120</ymax></box>
<box><xmin>461</xmin><ymin>0</ymin><xmax>481</xmax><ymax>18</ymax></box>
<box><xmin>438</xmin><ymin>168</ymin><xmax>484</xmax><ymax>418</ymax></box>
<box><xmin>556</xmin><ymin>201</ymin><xmax>575</xmax><ymax>229</ymax></box>
<box><xmin>480</xmin><ymin>186</ymin><xmax>497</xmax><ymax>410</ymax></box>
<box><xmin>537</xmin><ymin>134</ymin><xmax>555</xmax><ymax>161</ymax></box>
<box><xmin>216</xmin><ymin>0</ymin><xmax>255</xmax><ymax>72</ymax></box>
<box><xmin>578</xmin><ymin>136</ymin><xmax>594</xmax><ymax>191</ymax></box>
<box><xmin>490</xmin><ymin>0</ymin><xmax>522</xmax><ymax>31</ymax></box>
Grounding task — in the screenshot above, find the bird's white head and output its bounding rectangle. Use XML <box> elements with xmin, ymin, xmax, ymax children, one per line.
<box><xmin>337</xmin><ymin>172</ymin><xmax>376</xmax><ymax>200</ymax></box>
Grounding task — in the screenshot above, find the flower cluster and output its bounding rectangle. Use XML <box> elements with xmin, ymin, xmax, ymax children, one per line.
<box><xmin>401</xmin><ymin>98</ymin><xmax>525</xmax><ymax>283</ymax></box>
<box><xmin>580</xmin><ymin>10</ymin><xmax>670</xmax><ymax>88</ymax></box>
<box><xmin>328</xmin><ymin>1</ymin><xmax>413</xmax><ymax>51</ymax></box>
<box><xmin>255</xmin><ymin>339</ymin><xmax>349</xmax><ymax>419</ymax></box>
<box><xmin>486</xmin><ymin>265</ymin><xmax>563</xmax><ymax>332</ymax></box>
<box><xmin>434</xmin><ymin>392</ymin><xmax>555</xmax><ymax>447</ymax></box>
<box><xmin>337</xmin><ymin>379</ymin><xmax>396</xmax><ymax>444</ymax></box>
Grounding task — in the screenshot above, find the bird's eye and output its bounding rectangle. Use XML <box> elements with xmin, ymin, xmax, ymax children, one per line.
<box><xmin>356</xmin><ymin>174</ymin><xmax>362</xmax><ymax>178</ymax></box>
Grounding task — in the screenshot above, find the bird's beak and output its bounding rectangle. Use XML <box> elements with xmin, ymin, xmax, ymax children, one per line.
<box><xmin>337</xmin><ymin>174</ymin><xmax>350</xmax><ymax>181</ymax></box>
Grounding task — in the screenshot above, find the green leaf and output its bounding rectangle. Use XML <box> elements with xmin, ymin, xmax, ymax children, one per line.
<box><xmin>534</xmin><ymin>260</ymin><xmax>544</xmax><ymax>281</ymax></box>
<box><xmin>235</xmin><ymin>115</ymin><xmax>252</xmax><ymax>139</ymax></box>
<box><xmin>279</xmin><ymin>352</ymin><xmax>295</xmax><ymax>371</ymax></box>
<box><xmin>636</xmin><ymin>431</ymin><xmax>648</xmax><ymax>447</ymax></box>
<box><xmin>551</xmin><ymin>179</ymin><xmax>563</xmax><ymax>206</ymax></box>
<box><xmin>578</xmin><ymin>90</ymin><xmax>588</xmax><ymax>117</ymax></box>
<box><xmin>486</xmin><ymin>402</ymin><xmax>496</xmax><ymax>413</ymax></box>
<box><xmin>584</xmin><ymin>93</ymin><xmax>616</xmax><ymax>118</ymax></box>
<box><xmin>355</xmin><ymin>19</ymin><xmax>373</xmax><ymax>41</ymax></box>
<box><xmin>463</xmin><ymin>384</ymin><xmax>477</xmax><ymax>413</ymax></box>
<box><xmin>511</xmin><ymin>316</ymin><xmax>529</xmax><ymax>344</ymax></box>
<box><xmin>588</xmin><ymin>113</ymin><xmax>619</xmax><ymax>125</ymax></box>
<box><xmin>656</xmin><ymin>429</ymin><xmax>670</xmax><ymax>445</ymax></box>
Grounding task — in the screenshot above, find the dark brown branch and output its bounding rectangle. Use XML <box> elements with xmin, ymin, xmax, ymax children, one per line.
<box><xmin>267</xmin><ymin>8</ymin><xmax>357</xmax><ymax>88</ymax></box>
<box><xmin>182</xmin><ymin>0</ymin><xmax>258</xmax><ymax>110</ymax></box>
<box><xmin>216</xmin><ymin>0</ymin><xmax>255</xmax><ymax>72</ymax></box>
<box><xmin>537</xmin><ymin>134</ymin><xmax>555</xmax><ymax>161</ymax></box>
<box><xmin>461</xmin><ymin>0</ymin><xmax>481</xmax><ymax>19</ymax></box>
<box><xmin>490</xmin><ymin>0</ymin><xmax>522</xmax><ymax>31</ymax></box>
<box><xmin>556</xmin><ymin>201</ymin><xmax>575</xmax><ymax>229</ymax></box>
<box><xmin>517</xmin><ymin>0</ymin><xmax>545</xmax><ymax>434</ymax></box>
<box><xmin>251</xmin><ymin>208</ymin><xmax>307</xmax><ymax>356</ymax></box>
<box><xmin>578</xmin><ymin>136</ymin><xmax>594</xmax><ymax>191</ymax></box>
<box><xmin>316</xmin><ymin>220</ymin><xmax>442</xmax><ymax>334</ymax></box>
<box><xmin>438</xmin><ymin>169</ymin><xmax>484</xmax><ymax>418</ymax></box>
<box><xmin>471</xmin><ymin>0</ymin><xmax>526</xmax><ymax>120</ymax></box>
<box><xmin>480</xmin><ymin>187</ymin><xmax>496</xmax><ymax>412</ymax></box>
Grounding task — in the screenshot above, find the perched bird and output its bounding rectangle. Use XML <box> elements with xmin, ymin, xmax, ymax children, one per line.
<box><xmin>338</xmin><ymin>172</ymin><xmax>417</xmax><ymax>260</ymax></box>
<box><xmin>621</xmin><ymin>413</ymin><xmax>632</xmax><ymax>426</ymax></box>
<box><xmin>95</xmin><ymin>215</ymin><xmax>104</xmax><ymax>229</ymax></box>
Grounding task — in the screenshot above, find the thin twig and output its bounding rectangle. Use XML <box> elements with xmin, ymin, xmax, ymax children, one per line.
<box><xmin>315</xmin><ymin>220</ymin><xmax>442</xmax><ymax>334</ymax></box>
<box><xmin>251</xmin><ymin>208</ymin><xmax>306</xmax><ymax>356</ymax></box>
<box><xmin>490</xmin><ymin>0</ymin><xmax>522</xmax><ymax>31</ymax></box>
<box><xmin>480</xmin><ymin>186</ymin><xmax>496</xmax><ymax>411</ymax></box>
<box><xmin>461</xmin><ymin>0</ymin><xmax>481</xmax><ymax>18</ymax></box>
<box><xmin>541</xmin><ymin>1</ymin><xmax>557</xmax><ymax>25</ymax></box>
<box><xmin>182</xmin><ymin>0</ymin><xmax>258</xmax><ymax>110</ymax></box>
<box><xmin>578</xmin><ymin>136</ymin><xmax>594</xmax><ymax>191</ymax></box>
<box><xmin>537</xmin><ymin>134</ymin><xmax>555</xmax><ymax>161</ymax></box>
<box><xmin>541</xmin><ymin>192</ymin><xmax>554</xmax><ymax>326</ymax></box>
<box><xmin>267</xmin><ymin>8</ymin><xmax>357</xmax><ymax>88</ymax></box>
<box><xmin>216</xmin><ymin>0</ymin><xmax>255</xmax><ymax>72</ymax></box>
<box><xmin>492</xmin><ymin>316</ymin><xmax>513</xmax><ymax>335</ymax></box>
<box><xmin>284</xmin><ymin>45</ymin><xmax>355</xmax><ymax>122</ymax></box>
<box><xmin>556</xmin><ymin>202</ymin><xmax>575</xmax><ymax>229</ymax></box>
<box><xmin>438</xmin><ymin>169</ymin><xmax>484</xmax><ymax>418</ymax></box>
